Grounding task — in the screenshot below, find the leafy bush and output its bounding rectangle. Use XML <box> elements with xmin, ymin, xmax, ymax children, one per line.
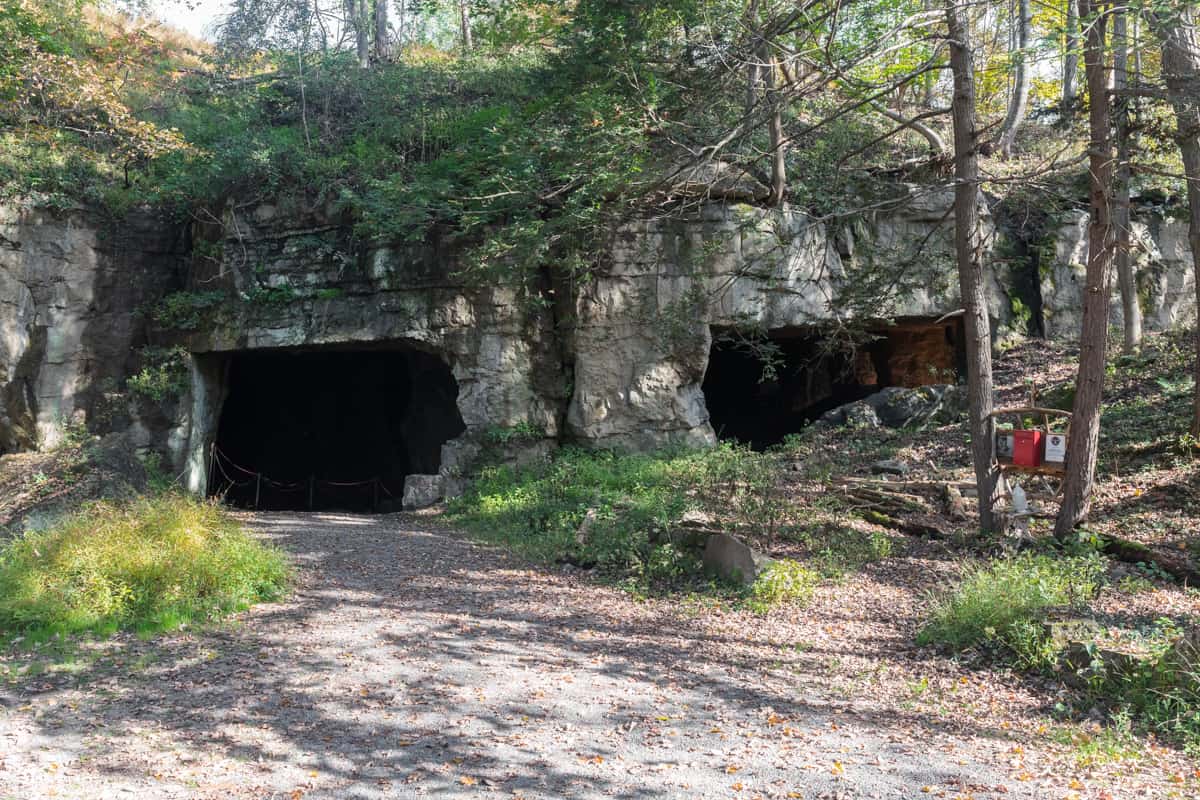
<box><xmin>917</xmin><ymin>553</ymin><xmax>1105</xmax><ymax>667</ymax></box>
<box><xmin>127</xmin><ymin>345</ymin><xmax>190</xmax><ymax>401</ymax></box>
<box><xmin>747</xmin><ymin>559</ymin><xmax>818</xmax><ymax>614</ymax></box>
<box><xmin>448</xmin><ymin>444</ymin><xmax>777</xmax><ymax>590</ymax></box>
<box><xmin>1082</xmin><ymin>621</ymin><xmax>1200</xmax><ymax>751</ymax></box>
<box><xmin>0</xmin><ymin>494</ymin><xmax>289</xmax><ymax>637</ymax></box>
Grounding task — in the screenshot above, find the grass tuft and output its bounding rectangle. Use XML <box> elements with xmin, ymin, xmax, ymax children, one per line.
<box><xmin>0</xmin><ymin>493</ymin><xmax>289</xmax><ymax>638</ymax></box>
<box><xmin>747</xmin><ymin>559</ymin><xmax>819</xmax><ymax>614</ymax></box>
<box><xmin>917</xmin><ymin>553</ymin><xmax>1104</xmax><ymax>667</ymax></box>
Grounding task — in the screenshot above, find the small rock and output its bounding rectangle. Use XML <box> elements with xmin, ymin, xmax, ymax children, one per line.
<box><xmin>870</xmin><ymin>459</ymin><xmax>911</xmax><ymax>476</ymax></box>
<box><xmin>702</xmin><ymin>533</ymin><xmax>773</xmax><ymax>586</ymax></box>
<box><xmin>402</xmin><ymin>474</ymin><xmax>443</xmax><ymax>510</ymax></box>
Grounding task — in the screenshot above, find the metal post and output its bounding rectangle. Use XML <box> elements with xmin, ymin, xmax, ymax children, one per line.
<box><xmin>254</xmin><ymin>473</ymin><xmax>261</xmax><ymax>509</ymax></box>
<box><xmin>308</xmin><ymin>475</ymin><xmax>315</xmax><ymax>510</ymax></box>
<box><xmin>207</xmin><ymin>443</ymin><xmax>216</xmax><ymax>496</ymax></box>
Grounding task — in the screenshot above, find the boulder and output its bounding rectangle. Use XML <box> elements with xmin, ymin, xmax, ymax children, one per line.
<box><xmin>702</xmin><ymin>532</ymin><xmax>773</xmax><ymax>586</ymax></box>
<box><xmin>402</xmin><ymin>474</ymin><xmax>443</xmax><ymax>510</ymax></box>
<box><xmin>820</xmin><ymin>384</ymin><xmax>966</xmax><ymax>430</ymax></box>
<box><xmin>871</xmin><ymin>459</ymin><xmax>911</xmax><ymax>476</ymax></box>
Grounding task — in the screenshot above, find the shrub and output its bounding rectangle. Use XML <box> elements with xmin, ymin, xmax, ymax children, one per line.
<box><xmin>797</xmin><ymin>524</ymin><xmax>894</xmax><ymax>578</ymax></box>
<box><xmin>747</xmin><ymin>559</ymin><xmax>819</xmax><ymax>614</ymax></box>
<box><xmin>0</xmin><ymin>494</ymin><xmax>289</xmax><ymax>637</ymax></box>
<box><xmin>127</xmin><ymin>345</ymin><xmax>190</xmax><ymax>402</ymax></box>
<box><xmin>917</xmin><ymin>553</ymin><xmax>1104</xmax><ymax>668</ymax></box>
<box><xmin>447</xmin><ymin>444</ymin><xmax>775</xmax><ymax>590</ymax></box>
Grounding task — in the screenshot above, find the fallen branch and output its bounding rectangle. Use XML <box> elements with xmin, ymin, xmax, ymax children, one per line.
<box><xmin>1102</xmin><ymin>536</ymin><xmax>1200</xmax><ymax>586</ymax></box>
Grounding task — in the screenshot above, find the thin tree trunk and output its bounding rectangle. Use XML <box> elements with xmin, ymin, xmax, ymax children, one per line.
<box><xmin>946</xmin><ymin>0</ymin><xmax>998</xmax><ymax>534</ymax></box>
<box><xmin>459</xmin><ymin>0</ymin><xmax>473</xmax><ymax>53</ymax></box>
<box><xmin>355</xmin><ymin>0</ymin><xmax>369</xmax><ymax>67</ymax></box>
<box><xmin>395</xmin><ymin>0</ymin><xmax>406</xmax><ymax>50</ymax></box>
<box><xmin>1147</xmin><ymin>6</ymin><xmax>1200</xmax><ymax>437</ymax></box>
<box><xmin>746</xmin><ymin>0</ymin><xmax>760</xmax><ymax>116</ymax></box>
<box><xmin>1056</xmin><ymin>0</ymin><xmax>1114</xmax><ymax>538</ymax></box>
<box><xmin>998</xmin><ymin>0</ymin><xmax>1032</xmax><ymax>156</ymax></box>
<box><xmin>764</xmin><ymin>53</ymin><xmax>786</xmax><ymax>206</ymax></box>
<box><xmin>374</xmin><ymin>0</ymin><xmax>391</xmax><ymax>61</ymax></box>
<box><xmin>1063</xmin><ymin>0</ymin><xmax>1079</xmax><ymax>108</ymax></box>
<box><xmin>1112</xmin><ymin>10</ymin><xmax>1142</xmax><ymax>352</ymax></box>
<box><xmin>923</xmin><ymin>0</ymin><xmax>937</xmax><ymax>107</ymax></box>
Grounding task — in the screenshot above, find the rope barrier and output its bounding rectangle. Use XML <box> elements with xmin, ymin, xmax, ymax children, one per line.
<box><xmin>209</xmin><ymin>444</ymin><xmax>404</xmax><ymax>510</ymax></box>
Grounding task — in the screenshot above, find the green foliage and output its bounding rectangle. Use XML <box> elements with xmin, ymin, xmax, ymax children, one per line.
<box><xmin>746</xmin><ymin>559</ymin><xmax>818</xmax><ymax>614</ymax></box>
<box><xmin>149</xmin><ymin>291</ymin><xmax>226</xmax><ymax>331</ymax></box>
<box><xmin>0</xmin><ymin>1</ymin><xmax>194</xmax><ymax>206</ymax></box>
<box><xmin>1070</xmin><ymin>619</ymin><xmax>1200</xmax><ymax>751</ymax></box>
<box><xmin>917</xmin><ymin>553</ymin><xmax>1105</xmax><ymax>668</ymax></box>
<box><xmin>127</xmin><ymin>346</ymin><xmax>190</xmax><ymax>402</ymax></box>
<box><xmin>448</xmin><ymin>444</ymin><xmax>777</xmax><ymax>592</ymax></box>
<box><xmin>1049</xmin><ymin>713</ymin><xmax>1143</xmax><ymax>768</ymax></box>
<box><xmin>482</xmin><ymin>420</ymin><xmax>545</xmax><ymax>446</ymax></box>
<box><xmin>449</xmin><ymin>446</ymin><xmax>694</xmax><ymax>574</ymax></box>
<box><xmin>0</xmin><ymin>494</ymin><xmax>290</xmax><ymax>638</ymax></box>
<box><xmin>242</xmin><ymin>283</ymin><xmax>299</xmax><ymax>306</ymax></box>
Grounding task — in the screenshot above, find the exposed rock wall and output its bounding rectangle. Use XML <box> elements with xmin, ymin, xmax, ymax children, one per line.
<box><xmin>0</xmin><ymin>203</ymin><xmax>183</xmax><ymax>453</ymax></box>
<box><xmin>1</xmin><ymin>187</ymin><xmax>1197</xmax><ymax>489</ymax></box>
<box><xmin>164</xmin><ymin>199</ymin><xmax>568</xmax><ymax>491</ymax></box>
<box><xmin>567</xmin><ymin>188</ymin><xmax>1008</xmax><ymax>448</ymax></box>
<box><xmin>1041</xmin><ymin>208</ymin><xmax>1197</xmax><ymax>339</ymax></box>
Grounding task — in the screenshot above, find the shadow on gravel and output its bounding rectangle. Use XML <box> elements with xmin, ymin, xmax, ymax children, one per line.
<box><xmin>1</xmin><ymin>511</ymin><xmax>1032</xmax><ymax>799</ymax></box>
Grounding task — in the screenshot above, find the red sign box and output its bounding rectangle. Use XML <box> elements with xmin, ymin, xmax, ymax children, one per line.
<box><xmin>1013</xmin><ymin>430</ymin><xmax>1043</xmax><ymax>467</ymax></box>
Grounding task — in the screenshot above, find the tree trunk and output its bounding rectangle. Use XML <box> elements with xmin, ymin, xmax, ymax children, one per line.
<box><xmin>1063</xmin><ymin>0</ymin><xmax>1079</xmax><ymax>108</ymax></box>
<box><xmin>355</xmin><ymin>0</ymin><xmax>370</xmax><ymax>67</ymax></box>
<box><xmin>998</xmin><ymin>0</ymin><xmax>1032</xmax><ymax>156</ymax></box>
<box><xmin>745</xmin><ymin>0</ymin><xmax>760</xmax><ymax>117</ymax></box>
<box><xmin>459</xmin><ymin>0</ymin><xmax>473</xmax><ymax>53</ymax></box>
<box><xmin>946</xmin><ymin>0</ymin><xmax>998</xmax><ymax>534</ymax></box>
<box><xmin>1055</xmin><ymin>0</ymin><xmax>1114</xmax><ymax>538</ymax></box>
<box><xmin>374</xmin><ymin>0</ymin><xmax>391</xmax><ymax>61</ymax></box>
<box><xmin>1112</xmin><ymin>10</ymin><xmax>1142</xmax><ymax>352</ymax></box>
<box><xmin>764</xmin><ymin>53</ymin><xmax>786</xmax><ymax>207</ymax></box>
<box><xmin>1147</xmin><ymin>6</ymin><xmax>1200</xmax><ymax>437</ymax></box>
<box><xmin>923</xmin><ymin>0</ymin><xmax>937</xmax><ymax>107</ymax></box>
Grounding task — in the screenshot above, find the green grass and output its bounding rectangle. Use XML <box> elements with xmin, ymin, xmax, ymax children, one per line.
<box><xmin>449</xmin><ymin>444</ymin><xmax>796</xmax><ymax>591</ymax></box>
<box><xmin>449</xmin><ymin>446</ymin><xmax>717</xmax><ymax>570</ymax></box>
<box><xmin>746</xmin><ymin>559</ymin><xmax>819</xmax><ymax>614</ymax></box>
<box><xmin>0</xmin><ymin>493</ymin><xmax>290</xmax><ymax>638</ymax></box>
<box><xmin>917</xmin><ymin>552</ymin><xmax>1105</xmax><ymax>667</ymax></box>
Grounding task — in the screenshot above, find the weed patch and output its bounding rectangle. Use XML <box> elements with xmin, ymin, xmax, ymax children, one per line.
<box><xmin>0</xmin><ymin>494</ymin><xmax>289</xmax><ymax>638</ymax></box>
<box><xmin>449</xmin><ymin>444</ymin><xmax>797</xmax><ymax>593</ymax></box>
<box><xmin>746</xmin><ymin>559</ymin><xmax>819</xmax><ymax>614</ymax></box>
<box><xmin>917</xmin><ymin>553</ymin><xmax>1104</xmax><ymax>668</ymax></box>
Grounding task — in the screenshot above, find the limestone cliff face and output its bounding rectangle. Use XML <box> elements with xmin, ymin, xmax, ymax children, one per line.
<box><xmin>567</xmin><ymin>187</ymin><xmax>1010</xmax><ymax>449</ymax></box>
<box><xmin>0</xmin><ymin>188</ymin><xmax>1195</xmax><ymax>491</ymax></box>
<box><xmin>1041</xmin><ymin>208</ymin><xmax>1197</xmax><ymax>339</ymax></box>
<box><xmin>0</xmin><ymin>203</ymin><xmax>183</xmax><ymax>453</ymax></box>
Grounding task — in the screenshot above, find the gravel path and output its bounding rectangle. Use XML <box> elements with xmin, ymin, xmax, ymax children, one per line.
<box><xmin>0</xmin><ymin>511</ymin><xmax>1049</xmax><ymax>799</ymax></box>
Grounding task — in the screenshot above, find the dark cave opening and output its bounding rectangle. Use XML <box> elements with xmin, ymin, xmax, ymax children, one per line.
<box><xmin>702</xmin><ymin>320</ymin><xmax>965</xmax><ymax>449</ymax></box>
<box><xmin>210</xmin><ymin>346</ymin><xmax>465</xmax><ymax>511</ymax></box>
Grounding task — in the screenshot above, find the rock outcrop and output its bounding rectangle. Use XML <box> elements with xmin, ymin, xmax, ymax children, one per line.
<box><xmin>0</xmin><ymin>203</ymin><xmax>183</xmax><ymax>453</ymax></box>
<box><xmin>0</xmin><ymin>185</ymin><xmax>1195</xmax><ymax>493</ymax></box>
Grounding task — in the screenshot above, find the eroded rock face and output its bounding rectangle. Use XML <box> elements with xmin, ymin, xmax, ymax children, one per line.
<box><xmin>2</xmin><ymin>186</ymin><xmax>1197</xmax><ymax>485</ymax></box>
<box><xmin>568</xmin><ymin>188</ymin><xmax>1001</xmax><ymax>448</ymax></box>
<box><xmin>1041</xmin><ymin>208</ymin><xmax>1197</xmax><ymax>339</ymax></box>
<box><xmin>0</xmin><ymin>203</ymin><xmax>183</xmax><ymax>453</ymax></box>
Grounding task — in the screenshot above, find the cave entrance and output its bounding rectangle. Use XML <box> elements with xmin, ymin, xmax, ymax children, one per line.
<box><xmin>209</xmin><ymin>345</ymin><xmax>465</xmax><ymax>512</ymax></box>
<box><xmin>702</xmin><ymin>319</ymin><xmax>964</xmax><ymax>449</ymax></box>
